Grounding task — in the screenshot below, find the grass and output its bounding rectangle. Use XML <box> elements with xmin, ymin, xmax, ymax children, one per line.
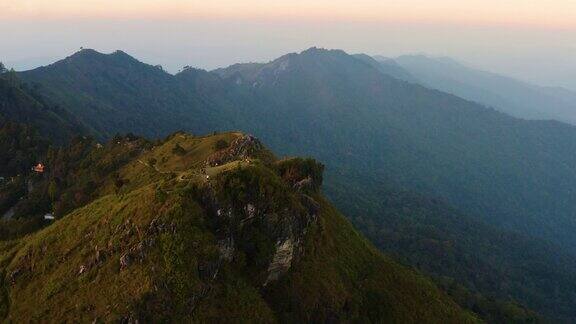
<box><xmin>264</xmin><ymin>196</ymin><xmax>479</xmax><ymax>323</ymax></box>
<box><xmin>0</xmin><ymin>132</ymin><xmax>477</xmax><ymax>322</ymax></box>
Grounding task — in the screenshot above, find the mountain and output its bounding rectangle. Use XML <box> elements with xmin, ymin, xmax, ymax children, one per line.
<box><xmin>358</xmin><ymin>54</ymin><xmax>420</xmax><ymax>83</ymax></box>
<box><xmin>0</xmin><ymin>73</ymin><xmax>89</xmax><ymax>236</ymax></box>
<box><xmin>210</xmin><ymin>48</ymin><xmax>576</xmax><ymax>252</ymax></box>
<box><xmin>328</xmin><ymin>172</ymin><xmax>576</xmax><ymax>322</ymax></box>
<box><xmin>211</xmin><ymin>50</ymin><xmax>576</xmax><ymax>320</ymax></box>
<box><xmin>16</xmin><ymin>47</ymin><xmax>576</xmax><ymax>320</ymax></box>
<box><xmin>0</xmin><ymin>72</ymin><xmax>90</xmax><ymax>191</ymax></box>
<box><xmin>18</xmin><ymin>49</ymin><xmax>238</xmax><ymax>139</ymax></box>
<box><xmin>0</xmin><ymin>132</ymin><xmax>476</xmax><ymax>322</ymax></box>
<box><xmin>0</xmin><ymin>75</ymin><xmax>85</xmax><ymax>145</ymax></box>
<box><xmin>392</xmin><ymin>54</ymin><xmax>576</xmax><ymax>124</ymax></box>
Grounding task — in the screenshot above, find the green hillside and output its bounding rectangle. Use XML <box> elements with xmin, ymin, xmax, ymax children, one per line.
<box><xmin>18</xmin><ymin>49</ymin><xmax>238</xmax><ymax>139</ymax></box>
<box><xmin>0</xmin><ymin>73</ymin><xmax>85</xmax><ymax>145</ymax></box>
<box><xmin>0</xmin><ymin>74</ymin><xmax>87</xmax><ymax>233</ymax></box>
<box><xmin>0</xmin><ymin>132</ymin><xmax>476</xmax><ymax>323</ymax></box>
<box><xmin>327</xmin><ymin>172</ymin><xmax>571</xmax><ymax>322</ymax></box>
<box><xmin>16</xmin><ymin>47</ymin><xmax>576</xmax><ymax>320</ymax></box>
<box><xmin>20</xmin><ymin>48</ymin><xmax>576</xmax><ymax>253</ymax></box>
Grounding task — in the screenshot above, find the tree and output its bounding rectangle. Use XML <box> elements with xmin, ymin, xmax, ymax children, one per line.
<box><xmin>7</xmin><ymin>68</ymin><xmax>18</xmax><ymax>87</ymax></box>
<box><xmin>0</xmin><ymin>62</ymin><xmax>6</xmax><ymax>74</ymax></box>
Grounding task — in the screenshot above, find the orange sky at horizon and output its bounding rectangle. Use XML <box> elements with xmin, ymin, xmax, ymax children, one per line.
<box><xmin>2</xmin><ymin>0</ymin><xmax>576</xmax><ymax>30</ymax></box>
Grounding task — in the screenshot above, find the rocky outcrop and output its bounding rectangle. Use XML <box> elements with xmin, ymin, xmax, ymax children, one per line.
<box><xmin>294</xmin><ymin>177</ymin><xmax>314</xmax><ymax>192</ymax></box>
<box><xmin>206</xmin><ymin>135</ymin><xmax>263</xmax><ymax>167</ymax></box>
<box><xmin>274</xmin><ymin>158</ymin><xmax>325</xmax><ymax>192</ymax></box>
<box><xmin>264</xmin><ymin>238</ymin><xmax>295</xmax><ymax>285</ymax></box>
<box><xmin>195</xmin><ymin>164</ymin><xmax>321</xmax><ymax>286</ymax></box>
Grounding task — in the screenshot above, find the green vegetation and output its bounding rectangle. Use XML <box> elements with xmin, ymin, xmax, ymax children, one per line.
<box><xmin>19</xmin><ymin>48</ymin><xmax>576</xmax><ymax>256</ymax></box>
<box><xmin>266</xmin><ymin>196</ymin><xmax>476</xmax><ymax>323</ymax></box>
<box><xmin>0</xmin><ymin>72</ymin><xmax>85</xmax><ymax>145</ymax></box>
<box><xmin>11</xmin><ymin>47</ymin><xmax>576</xmax><ymax>320</ymax></box>
<box><xmin>0</xmin><ymin>132</ymin><xmax>475</xmax><ymax>322</ymax></box>
<box><xmin>326</xmin><ymin>174</ymin><xmax>558</xmax><ymax>322</ymax></box>
<box><xmin>273</xmin><ymin>158</ymin><xmax>324</xmax><ymax>192</ymax></box>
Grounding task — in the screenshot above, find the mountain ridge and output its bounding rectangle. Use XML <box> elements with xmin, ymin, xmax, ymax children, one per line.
<box><xmin>0</xmin><ymin>131</ymin><xmax>476</xmax><ymax>322</ymax></box>
<box><xmin>13</xmin><ymin>47</ymin><xmax>576</xmax><ymax>320</ymax></box>
<box><xmin>392</xmin><ymin>54</ymin><xmax>576</xmax><ymax>124</ymax></box>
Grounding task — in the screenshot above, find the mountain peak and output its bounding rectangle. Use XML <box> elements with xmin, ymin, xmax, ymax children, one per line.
<box><xmin>300</xmin><ymin>47</ymin><xmax>347</xmax><ymax>57</ymax></box>
<box><xmin>110</xmin><ymin>49</ymin><xmax>134</xmax><ymax>59</ymax></box>
<box><xmin>21</xmin><ymin>48</ymin><xmax>161</xmax><ymax>81</ymax></box>
<box><xmin>74</xmin><ymin>48</ymin><xmax>100</xmax><ymax>55</ymax></box>
<box><xmin>63</xmin><ymin>48</ymin><xmax>139</xmax><ymax>66</ymax></box>
<box><xmin>65</xmin><ymin>48</ymin><xmax>103</xmax><ymax>60</ymax></box>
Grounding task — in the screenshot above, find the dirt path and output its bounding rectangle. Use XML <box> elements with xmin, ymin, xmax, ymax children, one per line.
<box><xmin>137</xmin><ymin>159</ymin><xmax>177</xmax><ymax>175</ymax></box>
<box><xmin>137</xmin><ymin>159</ymin><xmax>202</xmax><ymax>182</ymax></box>
<box><xmin>137</xmin><ymin>158</ymin><xmax>249</xmax><ymax>184</ymax></box>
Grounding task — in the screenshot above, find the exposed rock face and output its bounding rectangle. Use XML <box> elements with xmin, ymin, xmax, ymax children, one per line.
<box><xmin>294</xmin><ymin>177</ymin><xmax>313</xmax><ymax>192</ymax></box>
<box><xmin>265</xmin><ymin>238</ymin><xmax>295</xmax><ymax>285</ymax></box>
<box><xmin>196</xmin><ymin>162</ymin><xmax>322</xmax><ymax>286</ymax></box>
<box><xmin>206</xmin><ymin>135</ymin><xmax>263</xmax><ymax>167</ymax></box>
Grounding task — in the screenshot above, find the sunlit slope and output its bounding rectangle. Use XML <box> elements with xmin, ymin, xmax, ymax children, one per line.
<box><xmin>0</xmin><ymin>132</ymin><xmax>475</xmax><ymax>323</ymax></box>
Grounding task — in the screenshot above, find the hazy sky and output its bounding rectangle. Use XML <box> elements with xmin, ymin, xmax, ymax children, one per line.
<box><xmin>1</xmin><ymin>0</ymin><xmax>575</xmax><ymax>89</ymax></box>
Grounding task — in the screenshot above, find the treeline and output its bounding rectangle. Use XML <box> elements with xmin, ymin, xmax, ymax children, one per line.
<box><xmin>0</xmin><ymin>65</ymin><xmax>86</xmax><ymax>145</ymax></box>
<box><xmin>0</xmin><ymin>119</ymin><xmax>48</xmax><ymax>177</ymax></box>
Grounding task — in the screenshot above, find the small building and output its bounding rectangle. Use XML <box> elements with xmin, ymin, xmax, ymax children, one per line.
<box><xmin>44</xmin><ymin>213</ymin><xmax>55</xmax><ymax>220</ymax></box>
<box><xmin>33</xmin><ymin>163</ymin><xmax>45</xmax><ymax>173</ymax></box>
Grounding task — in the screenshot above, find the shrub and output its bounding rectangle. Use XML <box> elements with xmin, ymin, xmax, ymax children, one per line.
<box><xmin>214</xmin><ymin>139</ymin><xmax>229</xmax><ymax>151</ymax></box>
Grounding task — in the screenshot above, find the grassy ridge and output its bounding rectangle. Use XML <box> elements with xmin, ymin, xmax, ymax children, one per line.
<box><xmin>0</xmin><ymin>132</ymin><xmax>476</xmax><ymax>322</ymax></box>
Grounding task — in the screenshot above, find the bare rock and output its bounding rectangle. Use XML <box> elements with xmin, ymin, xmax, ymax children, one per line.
<box><xmin>245</xmin><ymin>203</ymin><xmax>257</xmax><ymax>219</ymax></box>
<box><xmin>206</xmin><ymin>135</ymin><xmax>263</xmax><ymax>167</ymax></box>
<box><xmin>294</xmin><ymin>177</ymin><xmax>314</xmax><ymax>191</ymax></box>
<box><xmin>264</xmin><ymin>238</ymin><xmax>295</xmax><ymax>285</ymax></box>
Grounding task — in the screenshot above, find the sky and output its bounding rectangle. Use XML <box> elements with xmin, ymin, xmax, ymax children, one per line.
<box><xmin>1</xmin><ymin>0</ymin><xmax>576</xmax><ymax>90</ymax></box>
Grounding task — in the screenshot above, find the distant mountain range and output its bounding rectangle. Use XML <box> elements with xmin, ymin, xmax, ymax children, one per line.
<box><xmin>3</xmin><ymin>47</ymin><xmax>576</xmax><ymax>320</ymax></box>
<box><xmin>386</xmin><ymin>54</ymin><xmax>576</xmax><ymax>125</ymax></box>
